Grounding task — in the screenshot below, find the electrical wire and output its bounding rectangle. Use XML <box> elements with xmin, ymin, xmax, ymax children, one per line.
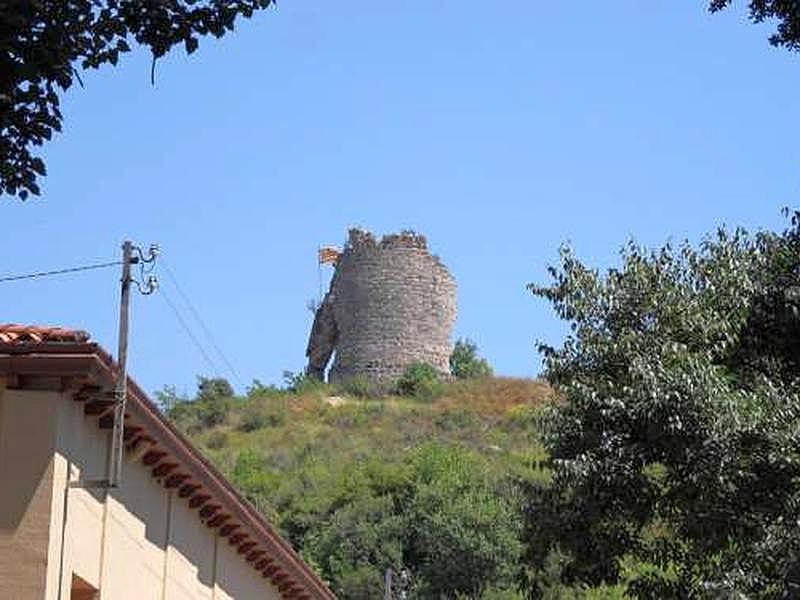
<box><xmin>160</xmin><ymin>259</ymin><xmax>243</xmax><ymax>386</ymax></box>
<box><xmin>0</xmin><ymin>252</ymin><xmax>242</xmax><ymax>388</ymax></box>
<box><xmin>159</xmin><ymin>284</ymin><xmax>222</xmax><ymax>377</ymax></box>
<box><xmin>0</xmin><ymin>260</ymin><xmax>122</xmax><ymax>283</ymax></box>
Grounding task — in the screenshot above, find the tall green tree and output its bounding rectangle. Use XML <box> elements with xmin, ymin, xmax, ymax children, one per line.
<box><xmin>1</xmin><ymin>0</ymin><xmax>274</xmax><ymax>199</ymax></box>
<box><xmin>525</xmin><ymin>212</ymin><xmax>800</xmax><ymax>597</ymax></box>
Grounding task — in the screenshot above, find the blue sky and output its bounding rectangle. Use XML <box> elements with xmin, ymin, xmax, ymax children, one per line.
<box><xmin>0</xmin><ymin>1</ymin><xmax>797</xmax><ymax>396</ymax></box>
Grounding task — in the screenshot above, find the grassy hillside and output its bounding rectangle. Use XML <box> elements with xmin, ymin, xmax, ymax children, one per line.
<box><xmin>164</xmin><ymin>376</ymin><xmax>553</xmax><ymax>598</ymax></box>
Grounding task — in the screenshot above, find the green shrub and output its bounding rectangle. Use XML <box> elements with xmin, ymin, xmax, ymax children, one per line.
<box><xmin>406</xmin><ymin>444</ymin><xmax>523</xmax><ymax>598</ymax></box>
<box><xmin>450</xmin><ymin>338</ymin><xmax>493</xmax><ymax>380</ymax></box>
<box><xmin>163</xmin><ymin>377</ymin><xmax>234</xmax><ymax>432</ymax></box>
<box><xmin>324</xmin><ymin>404</ymin><xmax>371</xmax><ymax>429</ymax></box>
<box><xmin>197</xmin><ymin>376</ymin><xmax>234</xmax><ymax>402</ymax></box>
<box><xmin>238</xmin><ymin>405</ymin><xmax>268</xmax><ymax>432</ymax></box>
<box><xmin>434</xmin><ymin>409</ymin><xmax>477</xmax><ymax>431</ymax></box>
<box><xmin>167</xmin><ymin>396</ymin><xmax>230</xmax><ymax>431</ymax></box>
<box><xmin>196</xmin><ymin>397</ymin><xmax>230</xmax><ymax>428</ymax></box>
<box><xmin>283</xmin><ymin>370</ymin><xmax>328</xmax><ymax>394</ymax></box>
<box><xmin>205</xmin><ymin>430</ymin><xmax>229</xmax><ymax>450</ymax></box>
<box><xmin>395</xmin><ymin>362</ymin><xmax>444</xmax><ymax>400</ymax></box>
<box><xmin>246</xmin><ymin>379</ymin><xmax>283</xmax><ymax>398</ymax></box>
<box><xmin>472</xmin><ymin>588</ymin><xmax>527</xmax><ymax>600</ymax></box>
<box><xmin>340</xmin><ymin>374</ymin><xmax>377</xmax><ymax>398</ymax></box>
<box><xmin>238</xmin><ymin>400</ymin><xmax>287</xmax><ymax>432</ymax></box>
<box><xmin>302</xmin><ymin>444</ymin><xmax>522</xmax><ymax>599</ymax></box>
<box><xmin>165</xmin><ymin>399</ymin><xmax>199</xmax><ymax>432</ymax></box>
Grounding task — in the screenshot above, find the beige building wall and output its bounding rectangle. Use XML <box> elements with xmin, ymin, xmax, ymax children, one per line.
<box><xmin>163</xmin><ymin>490</ymin><xmax>215</xmax><ymax>600</ymax></box>
<box><xmin>0</xmin><ymin>387</ymin><xmax>286</xmax><ymax>600</ymax></box>
<box><xmin>215</xmin><ymin>538</ymin><xmax>281</xmax><ymax>600</ymax></box>
<box><xmin>49</xmin><ymin>387</ymin><xmax>109</xmax><ymax>596</ymax></box>
<box><xmin>0</xmin><ymin>387</ymin><xmax>58</xmax><ymax>600</ymax></box>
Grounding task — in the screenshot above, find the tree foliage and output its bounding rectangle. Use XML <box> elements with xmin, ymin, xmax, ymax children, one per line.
<box><xmin>710</xmin><ymin>1</ymin><xmax>800</xmax><ymax>51</ymax></box>
<box><xmin>525</xmin><ymin>212</ymin><xmax>800</xmax><ymax>597</ymax></box>
<box><xmin>2</xmin><ymin>2</ymin><xmax>799</xmax><ymax>201</ymax></box>
<box><xmin>0</xmin><ymin>0</ymin><xmax>274</xmax><ymax>199</ymax></box>
<box><xmin>197</xmin><ymin>375</ymin><xmax>234</xmax><ymax>402</ymax></box>
<box><xmin>450</xmin><ymin>338</ymin><xmax>494</xmax><ymax>380</ymax></box>
<box><xmin>396</xmin><ymin>362</ymin><xmax>445</xmax><ymax>400</ymax></box>
<box><xmin>166</xmin><ymin>375</ymin><xmax>234</xmax><ymax>431</ymax></box>
<box><xmin>300</xmin><ymin>444</ymin><xmax>523</xmax><ymax>599</ymax></box>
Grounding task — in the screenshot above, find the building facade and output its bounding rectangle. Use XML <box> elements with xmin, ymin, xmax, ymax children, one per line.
<box><xmin>0</xmin><ymin>325</ymin><xmax>334</xmax><ymax>600</ymax></box>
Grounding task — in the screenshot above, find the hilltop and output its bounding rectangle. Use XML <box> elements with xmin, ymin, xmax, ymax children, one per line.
<box><xmin>162</xmin><ymin>376</ymin><xmax>553</xmax><ymax>598</ymax></box>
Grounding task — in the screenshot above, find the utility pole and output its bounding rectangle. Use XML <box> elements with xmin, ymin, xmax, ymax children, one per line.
<box><xmin>109</xmin><ymin>240</ymin><xmax>133</xmax><ymax>487</ymax></box>
<box><xmin>384</xmin><ymin>568</ymin><xmax>392</xmax><ymax>600</ymax></box>
<box><xmin>63</xmin><ymin>241</ymin><xmax>157</xmax><ymax>490</ymax></box>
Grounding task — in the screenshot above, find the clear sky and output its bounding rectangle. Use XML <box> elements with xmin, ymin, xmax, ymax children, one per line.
<box><xmin>0</xmin><ymin>1</ymin><xmax>797</xmax><ymax>397</ymax></box>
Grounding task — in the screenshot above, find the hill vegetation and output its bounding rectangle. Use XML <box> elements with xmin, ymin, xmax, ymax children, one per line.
<box><xmin>160</xmin><ymin>211</ymin><xmax>800</xmax><ymax>599</ymax></box>
<box><xmin>160</xmin><ymin>373</ymin><xmax>551</xmax><ymax>599</ymax></box>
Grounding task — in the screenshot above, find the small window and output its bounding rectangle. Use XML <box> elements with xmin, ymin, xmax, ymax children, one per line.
<box><xmin>70</xmin><ymin>574</ymin><xmax>98</xmax><ymax>600</ymax></box>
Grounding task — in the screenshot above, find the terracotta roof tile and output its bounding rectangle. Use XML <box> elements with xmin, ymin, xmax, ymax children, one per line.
<box><xmin>0</xmin><ymin>324</ymin><xmax>90</xmax><ymax>344</ymax></box>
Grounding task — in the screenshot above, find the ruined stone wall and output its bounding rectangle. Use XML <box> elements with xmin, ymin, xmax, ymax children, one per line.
<box><xmin>306</xmin><ymin>229</ymin><xmax>457</xmax><ymax>385</ymax></box>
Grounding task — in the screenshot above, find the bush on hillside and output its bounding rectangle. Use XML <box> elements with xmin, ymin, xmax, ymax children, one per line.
<box><xmin>237</xmin><ymin>400</ymin><xmax>287</xmax><ymax>432</ymax></box>
<box><xmin>164</xmin><ymin>376</ymin><xmax>234</xmax><ymax>432</ymax></box>
<box><xmin>303</xmin><ymin>444</ymin><xmax>523</xmax><ymax>599</ymax></box>
<box><xmin>450</xmin><ymin>338</ymin><xmax>493</xmax><ymax>380</ymax></box>
<box><xmin>283</xmin><ymin>370</ymin><xmax>328</xmax><ymax>394</ymax></box>
<box><xmin>246</xmin><ymin>379</ymin><xmax>284</xmax><ymax>398</ymax></box>
<box><xmin>339</xmin><ymin>374</ymin><xmax>377</xmax><ymax>398</ymax></box>
<box><xmin>197</xmin><ymin>376</ymin><xmax>234</xmax><ymax>402</ymax></box>
<box><xmin>205</xmin><ymin>430</ymin><xmax>229</xmax><ymax>450</ymax></box>
<box><xmin>406</xmin><ymin>444</ymin><xmax>523</xmax><ymax>597</ymax></box>
<box><xmin>395</xmin><ymin>362</ymin><xmax>444</xmax><ymax>400</ymax></box>
<box><xmin>196</xmin><ymin>397</ymin><xmax>231</xmax><ymax>428</ymax></box>
<box><xmin>193</xmin><ymin>376</ymin><xmax>233</xmax><ymax>427</ymax></box>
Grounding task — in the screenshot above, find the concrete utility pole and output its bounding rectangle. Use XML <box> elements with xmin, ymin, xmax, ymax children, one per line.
<box><xmin>109</xmin><ymin>240</ymin><xmax>133</xmax><ymax>487</ymax></box>
<box><xmin>384</xmin><ymin>568</ymin><xmax>392</xmax><ymax>600</ymax></box>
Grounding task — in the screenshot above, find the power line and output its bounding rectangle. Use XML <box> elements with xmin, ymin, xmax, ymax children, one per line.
<box><xmin>0</xmin><ymin>252</ymin><xmax>242</xmax><ymax>387</ymax></box>
<box><xmin>160</xmin><ymin>259</ymin><xmax>243</xmax><ymax>386</ymax></box>
<box><xmin>159</xmin><ymin>284</ymin><xmax>221</xmax><ymax>377</ymax></box>
<box><xmin>0</xmin><ymin>260</ymin><xmax>122</xmax><ymax>283</ymax></box>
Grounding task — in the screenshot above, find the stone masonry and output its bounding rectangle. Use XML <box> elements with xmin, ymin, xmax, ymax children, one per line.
<box><xmin>305</xmin><ymin>229</ymin><xmax>457</xmax><ymax>385</ymax></box>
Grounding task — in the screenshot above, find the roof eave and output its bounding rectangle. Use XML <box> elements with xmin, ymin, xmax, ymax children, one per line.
<box><xmin>0</xmin><ymin>345</ymin><xmax>335</xmax><ymax>600</ymax></box>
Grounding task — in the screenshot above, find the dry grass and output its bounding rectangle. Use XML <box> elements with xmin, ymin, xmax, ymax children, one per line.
<box><xmin>266</xmin><ymin>376</ymin><xmax>552</xmax><ymax>417</ymax></box>
<box><xmin>437</xmin><ymin>377</ymin><xmax>553</xmax><ymax>416</ymax></box>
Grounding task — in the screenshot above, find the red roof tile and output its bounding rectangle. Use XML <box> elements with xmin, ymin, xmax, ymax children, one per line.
<box><xmin>0</xmin><ymin>324</ymin><xmax>90</xmax><ymax>344</ymax></box>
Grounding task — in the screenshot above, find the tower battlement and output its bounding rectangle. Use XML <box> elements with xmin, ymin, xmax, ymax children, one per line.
<box><xmin>306</xmin><ymin>229</ymin><xmax>457</xmax><ymax>385</ymax></box>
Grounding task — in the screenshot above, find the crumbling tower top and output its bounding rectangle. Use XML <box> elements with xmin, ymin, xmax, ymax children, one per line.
<box><xmin>306</xmin><ymin>229</ymin><xmax>457</xmax><ymax>385</ymax></box>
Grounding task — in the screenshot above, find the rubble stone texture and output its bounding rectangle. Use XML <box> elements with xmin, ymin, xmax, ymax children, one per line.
<box><xmin>306</xmin><ymin>229</ymin><xmax>457</xmax><ymax>385</ymax></box>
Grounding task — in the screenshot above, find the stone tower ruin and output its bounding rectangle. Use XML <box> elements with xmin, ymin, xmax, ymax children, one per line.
<box><xmin>305</xmin><ymin>229</ymin><xmax>457</xmax><ymax>385</ymax></box>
